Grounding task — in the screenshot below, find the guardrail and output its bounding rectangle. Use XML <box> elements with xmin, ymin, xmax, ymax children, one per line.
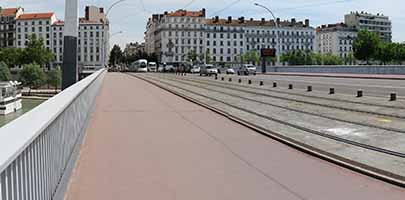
<box><xmin>0</xmin><ymin>69</ymin><xmax>106</xmax><ymax>200</ymax></box>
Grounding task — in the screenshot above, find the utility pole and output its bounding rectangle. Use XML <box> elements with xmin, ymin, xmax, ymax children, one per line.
<box><xmin>254</xmin><ymin>3</ymin><xmax>281</xmax><ymax>66</ymax></box>
<box><xmin>62</xmin><ymin>0</ymin><xmax>79</xmax><ymax>90</ymax></box>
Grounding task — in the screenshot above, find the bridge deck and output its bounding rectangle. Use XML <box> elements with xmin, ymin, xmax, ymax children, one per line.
<box><xmin>64</xmin><ymin>73</ymin><xmax>405</xmax><ymax>200</ymax></box>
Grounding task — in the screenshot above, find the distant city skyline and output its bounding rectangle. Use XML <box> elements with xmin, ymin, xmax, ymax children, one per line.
<box><xmin>1</xmin><ymin>0</ymin><xmax>405</xmax><ymax>47</ymax></box>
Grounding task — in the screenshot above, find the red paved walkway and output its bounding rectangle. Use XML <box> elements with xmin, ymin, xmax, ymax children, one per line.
<box><xmin>64</xmin><ymin>73</ymin><xmax>405</xmax><ymax>200</ymax></box>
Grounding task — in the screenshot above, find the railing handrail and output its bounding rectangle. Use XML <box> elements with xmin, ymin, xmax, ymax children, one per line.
<box><xmin>0</xmin><ymin>69</ymin><xmax>105</xmax><ymax>173</ymax></box>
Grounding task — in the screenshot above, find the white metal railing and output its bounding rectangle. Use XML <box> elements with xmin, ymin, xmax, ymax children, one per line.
<box><xmin>0</xmin><ymin>69</ymin><xmax>106</xmax><ymax>200</ymax></box>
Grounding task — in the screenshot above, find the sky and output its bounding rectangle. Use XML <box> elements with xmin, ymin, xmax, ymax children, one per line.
<box><xmin>1</xmin><ymin>0</ymin><xmax>405</xmax><ymax>48</ymax></box>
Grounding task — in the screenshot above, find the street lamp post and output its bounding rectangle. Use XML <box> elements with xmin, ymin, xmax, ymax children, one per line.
<box><xmin>254</xmin><ymin>3</ymin><xmax>281</xmax><ymax>66</ymax></box>
<box><xmin>105</xmin><ymin>31</ymin><xmax>123</xmax><ymax>70</ymax></box>
<box><xmin>102</xmin><ymin>0</ymin><xmax>126</xmax><ymax>69</ymax></box>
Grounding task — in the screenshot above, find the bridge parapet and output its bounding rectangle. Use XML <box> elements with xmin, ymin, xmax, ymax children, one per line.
<box><xmin>0</xmin><ymin>69</ymin><xmax>106</xmax><ymax>200</ymax></box>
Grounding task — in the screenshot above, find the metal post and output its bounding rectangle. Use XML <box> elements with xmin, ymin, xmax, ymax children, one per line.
<box><xmin>62</xmin><ymin>0</ymin><xmax>79</xmax><ymax>90</ymax></box>
<box><xmin>254</xmin><ymin>3</ymin><xmax>280</xmax><ymax>66</ymax></box>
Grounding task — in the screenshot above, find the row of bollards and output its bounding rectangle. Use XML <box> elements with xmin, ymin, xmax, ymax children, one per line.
<box><xmin>214</xmin><ymin>76</ymin><xmax>398</xmax><ymax>101</ymax></box>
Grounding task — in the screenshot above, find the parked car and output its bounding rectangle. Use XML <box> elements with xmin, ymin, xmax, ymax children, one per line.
<box><xmin>237</xmin><ymin>64</ymin><xmax>257</xmax><ymax>76</ymax></box>
<box><xmin>165</xmin><ymin>65</ymin><xmax>175</xmax><ymax>72</ymax></box>
<box><xmin>226</xmin><ymin>68</ymin><xmax>235</xmax><ymax>74</ymax></box>
<box><xmin>200</xmin><ymin>64</ymin><xmax>218</xmax><ymax>76</ymax></box>
<box><xmin>191</xmin><ymin>66</ymin><xmax>201</xmax><ymax>73</ymax></box>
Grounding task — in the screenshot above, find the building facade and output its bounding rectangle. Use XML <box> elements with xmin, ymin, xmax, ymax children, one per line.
<box><xmin>13</xmin><ymin>6</ymin><xmax>109</xmax><ymax>69</ymax></box>
<box><xmin>145</xmin><ymin>9</ymin><xmax>206</xmax><ymax>65</ymax></box>
<box><xmin>0</xmin><ymin>7</ymin><xmax>24</xmax><ymax>48</ymax></box>
<box><xmin>315</xmin><ymin>23</ymin><xmax>357</xmax><ymax>59</ymax></box>
<box><xmin>16</xmin><ymin>12</ymin><xmax>57</xmax><ymax>49</ymax></box>
<box><xmin>145</xmin><ymin>9</ymin><xmax>315</xmax><ymax>66</ymax></box>
<box><xmin>124</xmin><ymin>42</ymin><xmax>145</xmax><ymax>56</ymax></box>
<box><xmin>345</xmin><ymin>11</ymin><xmax>391</xmax><ymax>42</ymax></box>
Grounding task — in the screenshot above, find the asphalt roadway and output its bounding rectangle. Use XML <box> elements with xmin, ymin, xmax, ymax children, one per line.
<box><xmin>65</xmin><ymin>73</ymin><xmax>405</xmax><ymax>200</ymax></box>
<box><xmin>218</xmin><ymin>73</ymin><xmax>405</xmax><ymax>99</ymax></box>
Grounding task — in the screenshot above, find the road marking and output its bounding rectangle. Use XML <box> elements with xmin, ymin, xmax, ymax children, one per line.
<box><xmin>377</xmin><ymin>118</ymin><xmax>392</xmax><ymax>123</ymax></box>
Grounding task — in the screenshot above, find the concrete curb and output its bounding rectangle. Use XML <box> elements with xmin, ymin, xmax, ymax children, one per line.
<box><xmin>130</xmin><ymin>73</ymin><xmax>405</xmax><ymax>188</ymax></box>
<box><xmin>264</xmin><ymin>73</ymin><xmax>405</xmax><ymax>80</ymax></box>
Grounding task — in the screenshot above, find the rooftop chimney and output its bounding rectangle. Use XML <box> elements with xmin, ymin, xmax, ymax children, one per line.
<box><xmin>164</xmin><ymin>11</ymin><xmax>168</xmax><ymax>15</ymax></box>
<box><xmin>228</xmin><ymin>16</ymin><xmax>232</xmax><ymax>23</ymax></box>
<box><xmin>276</xmin><ymin>18</ymin><xmax>280</xmax><ymax>24</ymax></box>
<box><xmin>291</xmin><ymin>18</ymin><xmax>296</xmax><ymax>24</ymax></box>
<box><xmin>239</xmin><ymin>17</ymin><xmax>245</xmax><ymax>23</ymax></box>
<box><xmin>305</xmin><ymin>19</ymin><xmax>310</xmax><ymax>27</ymax></box>
<box><xmin>202</xmin><ymin>8</ymin><xmax>206</xmax><ymax>16</ymax></box>
<box><xmin>214</xmin><ymin>16</ymin><xmax>219</xmax><ymax>22</ymax></box>
<box><xmin>261</xmin><ymin>18</ymin><xmax>265</xmax><ymax>23</ymax></box>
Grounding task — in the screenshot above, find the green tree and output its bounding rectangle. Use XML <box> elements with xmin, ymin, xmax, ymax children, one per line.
<box><xmin>109</xmin><ymin>45</ymin><xmax>123</xmax><ymax>66</ymax></box>
<box><xmin>0</xmin><ymin>61</ymin><xmax>11</xmax><ymax>81</ymax></box>
<box><xmin>47</xmin><ymin>67</ymin><xmax>62</xmax><ymax>92</ymax></box>
<box><xmin>243</xmin><ymin>50</ymin><xmax>260</xmax><ymax>65</ymax></box>
<box><xmin>19</xmin><ymin>63</ymin><xmax>46</xmax><ymax>95</ymax></box>
<box><xmin>186</xmin><ymin>50</ymin><xmax>198</xmax><ymax>64</ymax></box>
<box><xmin>0</xmin><ymin>48</ymin><xmax>24</xmax><ymax>68</ymax></box>
<box><xmin>353</xmin><ymin>30</ymin><xmax>381</xmax><ymax>64</ymax></box>
<box><xmin>22</xmin><ymin>34</ymin><xmax>54</xmax><ymax>67</ymax></box>
<box><xmin>375</xmin><ymin>42</ymin><xmax>396</xmax><ymax>65</ymax></box>
<box><xmin>344</xmin><ymin>53</ymin><xmax>355</xmax><ymax>65</ymax></box>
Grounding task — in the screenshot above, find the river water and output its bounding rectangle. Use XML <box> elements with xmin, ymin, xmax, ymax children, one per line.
<box><xmin>0</xmin><ymin>99</ymin><xmax>45</xmax><ymax>128</ymax></box>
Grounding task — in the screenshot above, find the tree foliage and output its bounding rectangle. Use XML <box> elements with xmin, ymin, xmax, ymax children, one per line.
<box><xmin>109</xmin><ymin>45</ymin><xmax>123</xmax><ymax>66</ymax></box>
<box><xmin>0</xmin><ymin>61</ymin><xmax>11</xmax><ymax>81</ymax></box>
<box><xmin>21</xmin><ymin>34</ymin><xmax>54</xmax><ymax>66</ymax></box>
<box><xmin>353</xmin><ymin>30</ymin><xmax>381</xmax><ymax>63</ymax></box>
<box><xmin>19</xmin><ymin>63</ymin><xmax>46</xmax><ymax>90</ymax></box>
<box><xmin>280</xmin><ymin>50</ymin><xmax>343</xmax><ymax>65</ymax></box>
<box><xmin>242</xmin><ymin>50</ymin><xmax>260</xmax><ymax>65</ymax></box>
<box><xmin>47</xmin><ymin>66</ymin><xmax>62</xmax><ymax>91</ymax></box>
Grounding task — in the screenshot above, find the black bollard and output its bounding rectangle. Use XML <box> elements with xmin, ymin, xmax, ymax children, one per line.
<box><xmin>238</xmin><ymin>79</ymin><xmax>242</xmax><ymax>83</ymax></box>
<box><xmin>273</xmin><ymin>82</ymin><xmax>277</xmax><ymax>88</ymax></box>
<box><xmin>307</xmin><ymin>86</ymin><xmax>312</xmax><ymax>92</ymax></box>
<box><xmin>260</xmin><ymin>81</ymin><xmax>264</xmax><ymax>86</ymax></box>
<box><xmin>390</xmin><ymin>92</ymin><xmax>397</xmax><ymax>101</ymax></box>
<box><xmin>357</xmin><ymin>90</ymin><xmax>363</xmax><ymax>98</ymax></box>
<box><xmin>229</xmin><ymin>78</ymin><xmax>232</xmax><ymax>82</ymax></box>
<box><xmin>329</xmin><ymin>88</ymin><xmax>335</xmax><ymax>95</ymax></box>
<box><xmin>221</xmin><ymin>77</ymin><xmax>225</xmax><ymax>81</ymax></box>
<box><xmin>248</xmin><ymin>80</ymin><xmax>252</xmax><ymax>84</ymax></box>
<box><xmin>288</xmin><ymin>84</ymin><xmax>293</xmax><ymax>90</ymax></box>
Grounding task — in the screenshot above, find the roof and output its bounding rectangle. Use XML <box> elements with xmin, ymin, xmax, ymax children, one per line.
<box><xmin>17</xmin><ymin>13</ymin><xmax>54</xmax><ymax>20</ymax></box>
<box><xmin>0</xmin><ymin>8</ymin><xmax>19</xmax><ymax>17</ymax></box>
<box><xmin>316</xmin><ymin>23</ymin><xmax>357</xmax><ymax>33</ymax></box>
<box><xmin>79</xmin><ymin>17</ymin><xmax>103</xmax><ymax>24</ymax></box>
<box><xmin>203</xmin><ymin>18</ymin><xmax>310</xmax><ymax>28</ymax></box>
<box><xmin>53</xmin><ymin>20</ymin><xmax>64</xmax><ymax>26</ymax></box>
<box><xmin>167</xmin><ymin>9</ymin><xmax>205</xmax><ymax>17</ymax></box>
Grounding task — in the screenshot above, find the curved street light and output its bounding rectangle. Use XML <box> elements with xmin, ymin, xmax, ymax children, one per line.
<box><xmin>102</xmin><ymin>0</ymin><xmax>126</xmax><ymax>68</ymax></box>
<box><xmin>254</xmin><ymin>3</ymin><xmax>281</xmax><ymax>66</ymax></box>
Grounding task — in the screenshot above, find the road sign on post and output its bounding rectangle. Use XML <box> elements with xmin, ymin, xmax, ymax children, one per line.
<box><xmin>260</xmin><ymin>48</ymin><xmax>276</xmax><ymax>73</ymax></box>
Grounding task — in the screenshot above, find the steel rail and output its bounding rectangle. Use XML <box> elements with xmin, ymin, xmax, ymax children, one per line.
<box><xmin>131</xmin><ymin>73</ymin><xmax>405</xmax><ymax>159</ymax></box>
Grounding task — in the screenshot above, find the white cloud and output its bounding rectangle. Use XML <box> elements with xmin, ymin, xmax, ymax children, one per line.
<box><xmin>2</xmin><ymin>0</ymin><xmax>404</xmax><ymax>47</ymax></box>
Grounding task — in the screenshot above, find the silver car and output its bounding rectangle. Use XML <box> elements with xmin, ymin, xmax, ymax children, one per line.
<box><xmin>199</xmin><ymin>65</ymin><xmax>218</xmax><ymax>76</ymax></box>
<box><xmin>237</xmin><ymin>64</ymin><xmax>257</xmax><ymax>76</ymax></box>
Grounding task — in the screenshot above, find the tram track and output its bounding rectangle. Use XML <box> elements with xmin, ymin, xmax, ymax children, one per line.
<box><xmin>169</xmin><ymin>74</ymin><xmax>405</xmax><ymax>119</ymax></box>
<box><xmin>131</xmin><ymin>73</ymin><xmax>405</xmax><ymax>159</ymax></box>
<box><xmin>152</xmin><ymin>75</ymin><xmax>405</xmax><ymax>134</ymax></box>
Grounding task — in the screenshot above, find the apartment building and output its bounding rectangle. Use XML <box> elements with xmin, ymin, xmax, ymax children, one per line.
<box><xmin>0</xmin><ymin>7</ymin><xmax>24</xmax><ymax>48</ymax></box>
<box><xmin>16</xmin><ymin>12</ymin><xmax>57</xmax><ymax>49</ymax></box>
<box><xmin>315</xmin><ymin>23</ymin><xmax>357</xmax><ymax>58</ymax></box>
<box><xmin>13</xmin><ymin>6</ymin><xmax>109</xmax><ymax>69</ymax></box>
<box><xmin>145</xmin><ymin>9</ymin><xmax>315</xmax><ymax>66</ymax></box>
<box><xmin>147</xmin><ymin>9</ymin><xmax>206</xmax><ymax>65</ymax></box>
<box><xmin>345</xmin><ymin>11</ymin><xmax>391</xmax><ymax>42</ymax></box>
<box><xmin>124</xmin><ymin>42</ymin><xmax>145</xmax><ymax>56</ymax></box>
<box><xmin>203</xmin><ymin>16</ymin><xmax>245</xmax><ymax>65</ymax></box>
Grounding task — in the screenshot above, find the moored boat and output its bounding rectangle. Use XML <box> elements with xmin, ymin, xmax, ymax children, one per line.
<box><xmin>0</xmin><ymin>81</ymin><xmax>22</xmax><ymax>115</ymax></box>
